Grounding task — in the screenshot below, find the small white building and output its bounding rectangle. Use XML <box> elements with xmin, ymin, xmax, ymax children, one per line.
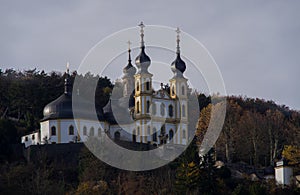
<box><xmin>21</xmin><ymin>131</ymin><xmax>41</xmax><ymax>148</ymax></box>
<box><xmin>275</xmin><ymin>158</ymin><xmax>293</xmax><ymax>186</ymax></box>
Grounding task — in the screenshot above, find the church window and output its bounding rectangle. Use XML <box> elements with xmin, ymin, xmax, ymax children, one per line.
<box><xmin>69</xmin><ymin>125</ymin><xmax>74</xmax><ymax>135</ymax></box>
<box><xmin>146</xmin><ymin>81</ymin><xmax>150</xmax><ymax>90</ymax></box>
<box><xmin>172</xmin><ymin>85</ymin><xmax>175</xmax><ymax>95</ymax></box>
<box><xmin>168</xmin><ymin>105</ymin><xmax>174</xmax><ymax>117</ymax></box>
<box><xmin>160</xmin><ymin>103</ymin><xmax>165</xmax><ymax>116</ymax></box>
<box><xmin>137</xmin><ymin>101</ymin><xmax>140</xmax><ymax>113</ymax></box>
<box><xmin>152</xmin><ymin>103</ymin><xmax>156</xmax><ymax>115</ymax></box>
<box><xmin>182</xmin><ymin>104</ymin><xmax>186</xmax><ymax>117</ymax></box>
<box><xmin>51</xmin><ymin>126</ymin><xmax>56</xmax><ymax>136</ymax></box>
<box><xmin>90</xmin><ymin>127</ymin><xmax>94</xmax><ymax>136</ymax></box>
<box><xmin>32</xmin><ymin>134</ymin><xmax>35</xmax><ymax>140</ymax></box>
<box><xmin>169</xmin><ymin>129</ymin><xmax>174</xmax><ymax>141</ymax></box>
<box><xmin>83</xmin><ymin>126</ymin><xmax>87</xmax><ymax>136</ymax></box>
<box><xmin>182</xmin><ymin>129</ymin><xmax>186</xmax><ymax>139</ymax></box>
<box><xmin>152</xmin><ymin>128</ymin><xmax>157</xmax><ymax>142</ymax></box>
<box><xmin>146</xmin><ymin>101</ymin><xmax>150</xmax><ymax>113</ymax></box>
<box><xmin>182</xmin><ymin>85</ymin><xmax>185</xmax><ymax>95</ymax></box>
<box><xmin>137</xmin><ymin>81</ymin><xmax>140</xmax><ymax>92</ymax></box>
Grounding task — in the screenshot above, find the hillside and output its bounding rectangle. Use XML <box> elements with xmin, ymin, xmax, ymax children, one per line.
<box><xmin>0</xmin><ymin>68</ymin><xmax>300</xmax><ymax>194</ymax></box>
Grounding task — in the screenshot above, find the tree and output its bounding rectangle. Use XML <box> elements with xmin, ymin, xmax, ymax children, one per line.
<box><xmin>238</xmin><ymin>111</ymin><xmax>267</xmax><ymax>166</ymax></box>
<box><xmin>265</xmin><ymin>109</ymin><xmax>285</xmax><ymax>164</ymax></box>
<box><xmin>282</xmin><ymin>145</ymin><xmax>300</xmax><ymax>173</ymax></box>
<box><xmin>221</xmin><ymin>99</ymin><xmax>242</xmax><ymax>163</ymax></box>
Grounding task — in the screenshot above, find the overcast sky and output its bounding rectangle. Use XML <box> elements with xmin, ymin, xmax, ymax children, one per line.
<box><xmin>0</xmin><ymin>0</ymin><xmax>299</xmax><ymax>110</ymax></box>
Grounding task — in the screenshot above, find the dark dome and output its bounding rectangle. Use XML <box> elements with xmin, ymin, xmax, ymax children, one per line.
<box><xmin>42</xmin><ymin>93</ymin><xmax>104</xmax><ymax>121</ymax></box>
<box><xmin>123</xmin><ymin>61</ymin><xmax>136</xmax><ymax>76</ymax></box>
<box><xmin>171</xmin><ymin>53</ymin><xmax>186</xmax><ymax>73</ymax></box>
<box><xmin>123</xmin><ymin>49</ymin><xmax>136</xmax><ymax>76</ymax></box>
<box><xmin>42</xmin><ymin>94</ymin><xmax>73</xmax><ymax>121</ymax></box>
<box><xmin>135</xmin><ymin>47</ymin><xmax>151</xmax><ymax>71</ymax></box>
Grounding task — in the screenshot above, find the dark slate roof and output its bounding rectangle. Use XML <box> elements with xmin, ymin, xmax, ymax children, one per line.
<box><xmin>135</xmin><ymin>47</ymin><xmax>150</xmax><ymax>65</ymax></box>
<box><xmin>171</xmin><ymin>53</ymin><xmax>186</xmax><ymax>73</ymax></box>
<box><xmin>41</xmin><ymin>93</ymin><xmax>104</xmax><ymax>122</ymax></box>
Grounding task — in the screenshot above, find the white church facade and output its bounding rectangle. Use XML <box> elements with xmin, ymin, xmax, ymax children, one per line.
<box><xmin>21</xmin><ymin>23</ymin><xmax>190</xmax><ymax>148</ymax></box>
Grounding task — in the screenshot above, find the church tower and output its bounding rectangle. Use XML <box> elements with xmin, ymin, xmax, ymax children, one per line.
<box><xmin>122</xmin><ymin>41</ymin><xmax>136</xmax><ymax>97</ymax></box>
<box><xmin>134</xmin><ymin>22</ymin><xmax>153</xmax><ymax>119</ymax></box>
<box><xmin>134</xmin><ymin>22</ymin><xmax>153</xmax><ymax>143</ymax></box>
<box><xmin>169</xmin><ymin>28</ymin><xmax>188</xmax><ymax>143</ymax></box>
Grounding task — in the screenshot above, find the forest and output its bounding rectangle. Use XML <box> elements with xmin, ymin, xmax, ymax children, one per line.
<box><xmin>0</xmin><ymin>68</ymin><xmax>300</xmax><ymax>194</ymax></box>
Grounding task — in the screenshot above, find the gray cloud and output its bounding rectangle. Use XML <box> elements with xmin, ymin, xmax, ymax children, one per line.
<box><xmin>0</xmin><ymin>0</ymin><xmax>299</xmax><ymax>110</ymax></box>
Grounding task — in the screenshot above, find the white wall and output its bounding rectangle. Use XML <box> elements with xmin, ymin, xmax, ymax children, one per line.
<box><xmin>21</xmin><ymin>132</ymin><xmax>40</xmax><ymax>148</ymax></box>
<box><xmin>275</xmin><ymin>166</ymin><xmax>293</xmax><ymax>185</ymax></box>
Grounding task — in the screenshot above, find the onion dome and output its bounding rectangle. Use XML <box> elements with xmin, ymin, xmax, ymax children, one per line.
<box><xmin>135</xmin><ymin>22</ymin><xmax>151</xmax><ymax>73</ymax></box>
<box><xmin>42</xmin><ymin>93</ymin><xmax>73</xmax><ymax>121</ymax></box>
<box><xmin>41</xmin><ymin>63</ymin><xmax>104</xmax><ymax>121</ymax></box>
<box><xmin>171</xmin><ymin>28</ymin><xmax>186</xmax><ymax>76</ymax></box>
<box><xmin>123</xmin><ymin>41</ymin><xmax>136</xmax><ymax>76</ymax></box>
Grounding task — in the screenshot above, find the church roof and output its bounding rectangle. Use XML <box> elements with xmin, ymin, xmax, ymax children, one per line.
<box><xmin>41</xmin><ymin>70</ymin><xmax>104</xmax><ymax>122</ymax></box>
<box><xmin>41</xmin><ymin>93</ymin><xmax>105</xmax><ymax>122</ymax></box>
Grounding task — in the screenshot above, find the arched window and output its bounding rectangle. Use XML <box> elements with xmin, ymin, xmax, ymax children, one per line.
<box><xmin>51</xmin><ymin>126</ymin><xmax>56</xmax><ymax>136</ymax></box>
<box><xmin>182</xmin><ymin>129</ymin><xmax>186</xmax><ymax>139</ymax></box>
<box><xmin>161</xmin><ymin>125</ymin><xmax>166</xmax><ymax>134</ymax></box>
<box><xmin>114</xmin><ymin>131</ymin><xmax>120</xmax><ymax>140</ymax></box>
<box><xmin>181</xmin><ymin>85</ymin><xmax>185</xmax><ymax>95</ymax></box>
<box><xmin>90</xmin><ymin>127</ymin><xmax>94</xmax><ymax>136</ymax></box>
<box><xmin>169</xmin><ymin>129</ymin><xmax>174</xmax><ymax>142</ymax></box>
<box><xmin>136</xmin><ymin>81</ymin><xmax>140</xmax><ymax>91</ymax></box>
<box><xmin>32</xmin><ymin>134</ymin><xmax>35</xmax><ymax>140</ymax></box>
<box><xmin>132</xmin><ymin>129</ymin><xmax>136</xmax><ymax>142</ymax></box>
<box><xmin>25</xmin><ymin>137</ymin><xmax>28</xmax><ymax>141</ymax></box>
<box><xmin>152</xmin><ymin>103</ymin><xmax>156</xmax><ymax>115</ymax></box>
<box><xmin>98</xmin><ymin>128</ymin><xmax>102</xmax><ymax>137</ymax></box>
<box><xmin>137</xmin><ymin>101</ymin><xmax>140</xmax><ymax>113</ymax></box>
<box><xmin>69</xmin><ymin>125</ymin><xmax>74</xmax><ymax>135</ymax></box>
<box><xmin>146</xmin><ymin>81</ymin><xmax>150</xmax><ymax>90</ymax></box>
<box><xmin>160</xmin><ymin>103</ymin><xmax>165</xmax><ymax>116</ymax></box>
<box><xmin>168</xmin><ymin>105</ymin><xmax>173</xmax><ymax>117</ymax></box>
<box><xmin>152</xmin><ymin>128</ymin><xmax>157</xmax><ymax>142</ymax></box>
<box><xmin>172</xmin><ymin>85</ymin><xmax>175</xmax><ymax>95</ymax></box>
<box><xmin>146</xmin><ymin>101</ymin><xmax>150</xmax><ymax>113</ymax></box>
<box><xmin>182</xmin><ymin>104</ymin><xmax>186</xmax><ymax>117</ymax></box>
<box><xmin>83</xmin><ymin>126</ymin><xmax>87</xmax><ymax>136</ymax></box>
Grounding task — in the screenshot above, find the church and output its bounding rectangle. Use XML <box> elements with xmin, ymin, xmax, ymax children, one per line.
<box><xmin>21</xmin><ymin>22</ymin><xmax>189</xmax><ymax>148</ymax></box>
